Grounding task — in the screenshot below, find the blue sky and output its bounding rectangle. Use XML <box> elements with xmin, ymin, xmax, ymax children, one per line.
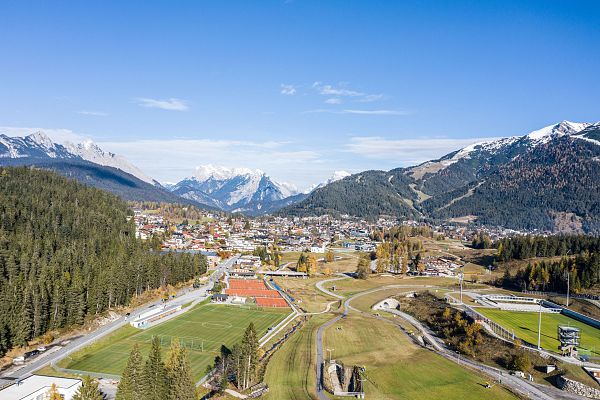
<box><xmin>1</xmin><ymin>0</ymin><xmax>599</xmax><ymax>188</ymax></box>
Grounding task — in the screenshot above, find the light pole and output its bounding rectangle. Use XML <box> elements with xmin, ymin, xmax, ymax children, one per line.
<box><xmin>566</xmin><ymin>268</ymin><xmax>570</xmax><ymax>308</ymax></box>
<box><xmin>537</xmin><ymin>301</ymin><xmax>542</xmax><ymax>350</ymax></box>
<box><xmin>458</xmin><ymin>270</ymin><xmax>464</xmax><ymax>305</ymax></box>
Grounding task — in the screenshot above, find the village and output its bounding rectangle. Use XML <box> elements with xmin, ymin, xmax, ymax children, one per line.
<box><xmin>130</xmin><ymin>206</ymin><xmax>534</xmax><ymax>279</ymax></box>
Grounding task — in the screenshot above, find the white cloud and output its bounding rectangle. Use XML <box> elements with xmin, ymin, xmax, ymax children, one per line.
<box><xmin>324</xmin><ymin>98</ymin><xmax>342</xmax><ymax>105</ymax></box>
<box><xmin>345</xmin><ymin>136</ymin><xmax>500</xmax><ymax>164</ymax></box>
<box><xmin>77</xmin><ymin>110</ymin><xmax>108</xmax><ymax>116</ymax></box>
<box><xmin>280</xmin><ymin>84</ymin><xmax>297</xmax><ymax>95</ymax></box>
<box><xmin>136</xmin><ymin>97</ymin><xmax>189</xmax><ymax>111</ymax></box>
<box><xmin>312</xmin><ymin>81</ymin><xmax>386</xmax><ymax>105</ymax></box>
<box><xmin>313</xmin><ymin>82</ymin><xmax>363</xmax><ymax>97</ymax></box>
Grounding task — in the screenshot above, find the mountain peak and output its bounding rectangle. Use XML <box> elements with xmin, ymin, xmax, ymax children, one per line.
<box><xmin>193</xmin><ymin>164</ymin><xmax>265</xmax><ymax>182</ymax></box>
<box><xmin>26</xmin><ymin>131</ymin><xmax>55</xmax><ymax>148</ymax></box>
<box><xmin>527</xmin><ymin>120</ymin><xmax>589</xmax><ymax>142</ymax></box>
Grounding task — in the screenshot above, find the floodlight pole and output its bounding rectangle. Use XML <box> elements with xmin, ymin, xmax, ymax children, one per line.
<box><xmin>567</xmin><ymin>270</ymin><xmax>570</xmax><ymax>308</ymax></box>
<box><xmin>459</xmin><ymin>271</ymin><xmax>464</xmax><ymax>305</ymax></box>
<box><xmin>537</xmin><ymin>302</ymin><xmax>542</xmax><ymax>350</ymax></box>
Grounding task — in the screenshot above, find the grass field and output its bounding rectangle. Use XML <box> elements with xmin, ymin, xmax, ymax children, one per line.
<box><xmin>323</xmin><ymin>314</ymin><xmax>518</xmax><ymax>399</ymax></box>
<box><xmin>60</xmin><ymin>304</ymin><xmax>290</xmax><ymax>380</ymax></box>
<box><xmin>263</xmin><ymin>315</ymin><xmax>329</xmax><ymax>400</ymax></box>
<box><xmin>273</xmin><ymin>277</ymin><xmax>340</xmax><ymax>313</ymax></box>
<box><xmin>477</xmin><ymin>308</ymin><xmax>600</xmax><ymax>356</ymax></box>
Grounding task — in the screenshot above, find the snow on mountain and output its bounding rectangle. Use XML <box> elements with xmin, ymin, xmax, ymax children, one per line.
<box><xmin>170</xmin><ymin>165</ymin><xmax>301</xmax><ymax>214</ymax></box>
<box><xmin>304</xmin><ymin>170</ymin><xmax>352</xmax><ymax>193</ymax></box>
<box><xmin>193</xmin><ymin>164</ymin><xmax>258</xmax><ymax>182</ymax></box>
<box><xmin>0</xmin><ymin>131</ymin><xmax>155</xmax><ymax>184</ymax></box>
<box><xmin>409</xmin><ymin>120</ymin><xmax>591</xmax><ymax>179</ymax></box>
<box><xmin>65</xmin><ymin>140</ymin><xmax>154</xmax><ymax>184</ymax></box>
<box><xmin>526</xmin><ymin>120</ymin><xmax>590</xmax><ymax>143</ymax></box>
<box><xmin>0</xmin><ymin>132</ymin><xmax>77</xmax><ymax>159</ymax></box>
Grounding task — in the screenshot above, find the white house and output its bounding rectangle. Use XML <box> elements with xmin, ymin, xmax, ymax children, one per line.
<box><xmin>0</xmin><ymin>375</ymin><xmax>82</xmax><ymax>400</ymax></box>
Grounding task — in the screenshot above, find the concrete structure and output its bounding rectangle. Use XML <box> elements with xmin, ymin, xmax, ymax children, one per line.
<box><xmin>130</xmin><ymin>304</ymin><xmax>182</xmax><ymax>328</ymax></box>
<box><xmin>372</xmin><ymin>297</ymin><xmax>401</xmax><ymax>311</ymax></box>
<box><xmin>0</xmin><ymin>375</ymin><xmax>82</xmax><ymax>400</ymax></box>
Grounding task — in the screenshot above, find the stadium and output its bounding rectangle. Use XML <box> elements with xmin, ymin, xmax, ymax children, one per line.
<box><xmin>467</xmin><ymin>293</ymin><xmax>600</xmax><ymax>357</ymax></box>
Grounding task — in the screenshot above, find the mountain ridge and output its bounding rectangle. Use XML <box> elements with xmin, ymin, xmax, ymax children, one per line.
<box><xmin>280</xmin><ymin>120</ymin><xmax>600</xmax><ymax>233</ymax></box>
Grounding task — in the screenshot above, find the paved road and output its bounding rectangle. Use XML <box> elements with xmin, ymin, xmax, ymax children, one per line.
<box><xmin>313</xmin><ymin>280</ymin><xmax>584</xmax><ymax>400</ymax></box>
<box><xmin>1</xmin><ymin>256</ymin><xmax>237</xmax><ymax>381</ymax></box>
<box><xmin>313</xmin><ymin>275</ymin><xmax>348</xmax><ymax>399</ymax></box>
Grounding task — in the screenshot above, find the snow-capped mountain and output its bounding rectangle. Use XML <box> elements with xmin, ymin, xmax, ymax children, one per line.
<box><xmin>283</xmin><ymin>120</ymin><xmax>600</xmax><ymax>233</ymax></box>
<box><xmin>304</xmin><ymin>170</ymin><xmax>352</xmax><ymax>193</ymax></box>
<box><xmin>169</xmin><ymin>165</ymin><xmax>301</xmax><ymax>215</ymax></box>
<box><xmin>407</xmin><ymin>120</ymin><xmax>592</xmax><ymax>191</ymax></box>
<box><xmin>0</xmin><ymin>132</ymin><xmax>77</xmax><ymax>159</ymax></box>
<box><xmin>65</xmin><ymin>140</ymin><xmax>154</xmax><ymax>184</ymax></box>
<box><xmin>0</xmin><ymin>131</ymin><xmax>196</xmax><ymax>205</ymax></box>
<box><xmin>0</xmin><ymin>131</ymin><xmax>155</xmax><ymax>184</ymax></box>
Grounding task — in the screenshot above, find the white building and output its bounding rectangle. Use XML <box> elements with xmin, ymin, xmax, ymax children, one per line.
<box><xmin>0</xmin><ymin>375</ymin><xmax>82</xmax><ymax>400</ymax></box>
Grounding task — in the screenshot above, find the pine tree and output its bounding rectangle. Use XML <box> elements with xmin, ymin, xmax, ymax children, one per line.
<box><xmin>73</xmin><ymin>376</ymin><xmax>104</xmax><ymax>400</ymax></box>
<box><xmin>165</xmin><ymin>340</ymin><xmax>196</xmax><ymax>400</ymax></box>
<box><xmin>15</xmin><ymin>290</ymin><xmax>33</xmax><ymax>346</ymax></box>
<box><xmin>143</xmin><ymin>336</ymin><xmax>168</xmax><ymax>400</ymax></box>
<box><xmin>239</xmin><ymin>323</ymin><xmax>259</xmax><ymax>390</ymax></box>
<box><xmin>116</xmin><ymin>344</ymin><xmax>144</xmax><ymax>400</ymax></box>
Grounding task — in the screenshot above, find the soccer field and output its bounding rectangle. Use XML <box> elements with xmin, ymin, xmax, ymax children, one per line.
<box><xmin>61</xmin><ymin>304</ymin><xmax>290</xmax><ymax>380</ymax></box>
<box><xmin>477</xmin><ymin>308</ymin><xmax>600</xmax><ymax>356</ymax></box>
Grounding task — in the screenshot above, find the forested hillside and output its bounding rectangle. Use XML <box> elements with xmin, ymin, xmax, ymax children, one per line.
<box><xmin>280</xmin><ymin>122</ymin><xmax>600</xmax><ymax>233</ymax></box>
<box><xmin>0</xmin><ymin>167</ymin><xmax>207</xmax><ymax>357</ymax></box>
<box><xmin>279</xmin><ymin>169</ymin><xmax>419</xmax><ymax>219</ymax></box>
<box><xmin>428</xmin><ymin>137</ymin><xmax>600</xmax><ymax>232</ymax></box>
<box><xmin>0</xmin><ymin>157</ymin><xmax>196</xmax><ymax>206</ymax></box>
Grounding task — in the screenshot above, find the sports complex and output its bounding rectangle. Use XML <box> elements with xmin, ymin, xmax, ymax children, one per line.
<box><xmin>468</xmin><ymin>294</ymin><xmax>600</xmax><ymax>357</ymax></box>
<box><xmin>59</xmin><ymin>277</ymin><xmax>293</xmax><ymax>380</ymax></box>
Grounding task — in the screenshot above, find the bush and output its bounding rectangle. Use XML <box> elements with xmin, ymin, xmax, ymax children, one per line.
<box><xmin>508</xmin><ymin>351</ymin><xmax>532</xmax><ymax>372</ymax></box>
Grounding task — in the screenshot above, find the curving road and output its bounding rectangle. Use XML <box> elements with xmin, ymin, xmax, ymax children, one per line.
<box><xmin>312</xmin><ymin>279</ymin><xmax>583</xmax><ymax>400</ymax></box>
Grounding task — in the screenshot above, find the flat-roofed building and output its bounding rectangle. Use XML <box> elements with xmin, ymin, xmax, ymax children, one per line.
<box><xmin>0</xmin><ymin>375</ymin><xmax>82</xmax><ymax>400</ymax></box>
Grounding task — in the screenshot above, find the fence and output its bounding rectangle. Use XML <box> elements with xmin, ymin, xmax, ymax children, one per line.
<box><xmin>542</xmin><ymin>300</ymin><xmax>600</xmax><ymax>330</ymax></box>
<box><xmin>523</xmin><ymin>290</ymin><xmax>600</xmax><ymax>301</ymax></box>
<box><xmin>464</xmin><ymin>307</ymin><xmax>516</xmax><ymax>342</ymax></box>
<box><xmin>464</xmin><ymin>306</ymin><xmax>544</xmax><ymax>353</ymax></box>
<box><xmin>51</xmin><ymin>361</ymin><xmax>121</xmax><ymax>381</ymax></box>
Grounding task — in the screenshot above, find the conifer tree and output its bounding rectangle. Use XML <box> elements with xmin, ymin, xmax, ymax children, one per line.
<box><xmin>143</xmin><ymin>336</ymin><xmax>168</xmax><ymax>400</ymax></box>
<box><xmin>73</xmin><ymin>376</ymin><xmax>104</xmax><ymax>400</ymax></box>
<box><xmin>116</xmin><ymin>344</ymin><xmax>144</xmax><ymax>400</ymax></box>
<box><xmin>165</xmin><ymin>340</ymin><xmax>196</xmax><ymax>400</ymax></box>
<box><xmin>239</xmin><ymin>323</ymin><xmax>259</xmax><ymax>390</ymax></box>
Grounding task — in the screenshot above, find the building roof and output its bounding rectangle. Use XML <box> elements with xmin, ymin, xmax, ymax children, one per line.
<box><xmin>0</xmin><ymin>375</ymin><xmax>81</xmax><ymax>400</ymax></box>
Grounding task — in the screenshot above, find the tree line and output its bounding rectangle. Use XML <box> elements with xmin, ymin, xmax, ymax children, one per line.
<box><xmin>495</xmin><ymin>234</ymin><xmax>600</xmax><ymax>262</ymax></box>
<box><xmin>0</xmin><ymin>167</ymin><xmax>207</xmax><ymax>357</ymax></box>
<box><xmin>502</xmin><ymin>253</ymin><xmax>600</xmax><ymax>293</ymax></box>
